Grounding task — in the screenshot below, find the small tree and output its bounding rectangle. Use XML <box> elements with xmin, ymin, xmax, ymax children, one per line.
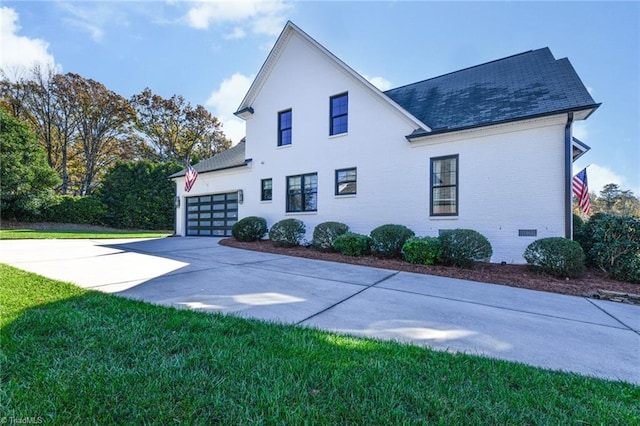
<box><xmin>0</xmin><ymin>109</ymin><xmax>59</xmax><ymax>220</ymax></box>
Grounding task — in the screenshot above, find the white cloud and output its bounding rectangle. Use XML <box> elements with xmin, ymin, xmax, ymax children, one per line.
<box><xmin>586</xmin><ymin>164</ymin><xmax>640</xmax><ymax>196</ymax></box>
<box><xmin>224</xmin><ymin>26</ymin><xmax>247</xmax><ymax>40</ymax></box>
<box><xmin>184</xmin><ymin>0</ymin><xmax>291</xmax><ymax>38</ymax></box>
<box><xmin>0</xmin><ymin>7</ymin><xmax>57</xmax><ymax>74</ymax></box>
<box><xmin>572</xmin><ymin>121</ymin><xmax>589</xmax><ymax>141</ymax></box>
<box><xmin>206</xmin><ymin>72</ymin><xmax>254</xmax><ymax>144</ymax></box>
<box><xmin>56</xmin><ymin>2</ymin><xmax>130</xmax><ymax>42</ymax></box>
<box><xmin>362</xmin><ymin>74</ymin><xmax>393</xmax><ymax>91</ymax></box>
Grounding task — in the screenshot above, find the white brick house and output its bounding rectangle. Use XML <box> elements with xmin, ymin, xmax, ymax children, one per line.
<box><xmin>172</xmin><ymin>21</ymin><xmax>599</xmax><ymax>264</ymax></box>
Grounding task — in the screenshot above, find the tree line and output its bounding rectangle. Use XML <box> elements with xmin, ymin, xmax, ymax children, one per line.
<box><xmin>1</xmin><ymin>64</ymin><xmax>231</xmax><ymax>196</ymax></box>
<box><xmin>574</xmin><ymin>183</ymin><xmax>640</xmax><ymax>218</ymax></box>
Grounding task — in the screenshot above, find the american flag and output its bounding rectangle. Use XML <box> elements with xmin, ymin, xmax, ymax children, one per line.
<box><xmin>184</xmin><ymin>164</ymin><xmax>198</xmax><ymax>193</ymax></box>
<box><xmin>572</xmin><ymin>168</ymin><xmax>590</xmax><ymax>214</ymax></box>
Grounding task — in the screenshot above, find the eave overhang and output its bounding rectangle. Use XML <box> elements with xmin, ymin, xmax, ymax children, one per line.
<box><xmin>233</xmin><ymin>106</ymin><xmax>254</xmax><ymax>120</ymax></box>
<box><xmin>405</xmin><ymin>104</ymin><xmax>601</xmax><ymax>142</ymax></box>
<box><xmin>170</xmin><ymin>159</ymin><xmax>252</xmax><ymax>179</ymax></box>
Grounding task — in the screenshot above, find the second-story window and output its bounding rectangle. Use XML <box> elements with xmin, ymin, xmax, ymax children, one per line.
<box><xmin>330</xmin><ymin>92</ymin><xmax>348</xmax><ymax>136</ymax></box>
<box><xmin>278</xmin><ymin>109</ymin><xmax>292</xmax><ymax>146</ymax></box>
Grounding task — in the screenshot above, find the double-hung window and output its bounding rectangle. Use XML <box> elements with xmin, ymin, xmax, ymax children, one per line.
<box><xmin>286</xmin><ymin>173</ymin><xmax>317</xmax><ymax>212</ymax></box>
<box><xmin>278</xmin><ymin>109</ymin><xmax>292</xmax><ymax>146</ymax></box>
<box><xmin>430</xmin><ymin>155</ymin><xmax>458</xmax><ymax>216</ymax></box>
<box><xmin>261</xmin><ymin>178</ymin><xmax>272</xmax><ymax>201</ymax></box>
<box><xmin>330</xmin><ymin>93</ymin><xmax>348</xmax><ymax>135</ymax></box>
<box><xmin>335</xmin><ymin>168</ymin><xmax>357</xmax><ymax>195</ymax></box>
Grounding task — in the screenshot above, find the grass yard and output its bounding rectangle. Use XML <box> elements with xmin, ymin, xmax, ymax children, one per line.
<box><xmin>0</xmin><ymin>228</ymin><xmax>171</xmax><ymax>240</ymax></box>
<box><xmin>1</xmin><ymin>264</ymin><xmax>638</xmax><ymax>425</ymax></box>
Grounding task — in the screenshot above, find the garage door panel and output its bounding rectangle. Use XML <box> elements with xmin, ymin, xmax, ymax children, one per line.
<box><xmin>186</xmin><ymin>192</ymin><xmax>238</xmax><ymax>237</ymax></box>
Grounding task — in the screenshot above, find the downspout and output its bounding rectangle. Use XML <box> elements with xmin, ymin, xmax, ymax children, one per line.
<box><xmin>564</xmin><ymin>112</ymin><xmax>574</xmax><ymax>239</ymax></box>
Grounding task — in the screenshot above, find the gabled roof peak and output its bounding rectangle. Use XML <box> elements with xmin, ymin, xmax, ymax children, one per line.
<box><xmin>234</xmin><ymin>20</ymin><xmax>431</xmax><ymax>132</ymax></box>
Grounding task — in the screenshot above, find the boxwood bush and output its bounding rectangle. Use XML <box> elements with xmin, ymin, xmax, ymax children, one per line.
<box><xmin>402</xmin><ymin>236</ymin><xmax>442</xmax><ymax>265</ymax></box>
<box><xmin>439</xmin><ymin>229</ymin><xmax>493</xmax><ymax>268</ymax></box>
<box><xmin>268</xmin><ymin>218</ymin><xmax>306</xmax><ymax>247</ymax></box>
<box><xmin>523</xmin><ymin>237</ymin><xmax>585</xmax><ymax>279</ymax></box>
<box><xmin>332</xmin><ymin>233</ymin><xmax>372</xmax><ymax>256</ymax></box>
<box><xmin>232</xmin><ymin>216</ymin><xmax>268</xmax><ymax>242</ymax></box>
<box><xmin>370</xmin><ymin>224</ymin><xmax>415</xmax><ymax>258</ymax></box>
<box><xmin>312</xmin><ymin>221</ymin><xmax>349</xmax><ymax>252</ymax></box>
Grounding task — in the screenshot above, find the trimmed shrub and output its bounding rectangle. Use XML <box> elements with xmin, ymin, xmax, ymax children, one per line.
<box><xmin>439</xmin><ymin>229</ymin><xmax>493</xmax><ymax>268</ymax></box>
<box><xmin>402</xmin><ymin>237</ymin><xmax>442</xmax><ymax>265</ymax></box>
<box><xmin>40</xmin><ymin>195</ymin><xmax>106</xmax><ymax>225</ymax></box>
<box><xmin>582</xmin><ymin>214</ymin><xmax>640</xmax><ymax>283</ymax></box>
<box><xmin>232</xmin><ymin>216</ymin><xmax>268</xmax><ymax>242</ymax></box>
<box><xmin>312</xmin><ymin>221</ymin><xmax>349</xmax><ymax>251</ymax></box>
<box><xmin>370</xmin><ymin>224</ymin><xmax>415</xmax><ymax>258</ymax></box>
<box><xmin>332</xmin><ymin>233</ymin><xmax>372</xmax><ymax>256</ymax></box>
<box><xmin>268</xmin><ymin>218</ymin><xmax>306</xmax><ymax>247</ymax></box>
<box><xmin>523</xmin><ymin>237</ymin><xmax>585</xmax><ymax>279</ymax></box>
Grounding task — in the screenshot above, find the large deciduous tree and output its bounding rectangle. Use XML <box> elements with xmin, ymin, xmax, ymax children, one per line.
<box><xmin>130</xmin><ymin>88</ymin><xmax>231</xmax><ymax>164</ymax></box>
<box><xmin>65</xmin><ymin>73</ymin><xmax>136</xmax><ymax>195</ymax></box>
<box><xmin>0</xmin><ymin>109</ymin><xmax>60</xmax><ymax>219</ymax></box>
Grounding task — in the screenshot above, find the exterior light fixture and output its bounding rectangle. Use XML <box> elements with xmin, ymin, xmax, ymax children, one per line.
<box><xmin>238</xmin><ymin>189</ymin><xmax>244</xmax><ymax>204</ymax></box>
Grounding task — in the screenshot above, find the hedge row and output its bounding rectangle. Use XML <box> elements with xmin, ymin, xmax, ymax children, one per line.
<box><xmin>18</xmin><ymin>161</ymin><xmax>181</xmax><ymax>231</ymax></box>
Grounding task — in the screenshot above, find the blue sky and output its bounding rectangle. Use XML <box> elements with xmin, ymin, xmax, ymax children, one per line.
<box><xmin>1</xmin><ymin>1</ymin><xmax>638</xmax><ymax>195</ymax></box>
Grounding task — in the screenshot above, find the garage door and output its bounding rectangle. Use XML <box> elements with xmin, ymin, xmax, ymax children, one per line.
<box><xmin>186</xmin><ymin>192</ymin><xmax>238</xmax><ymax>237</ymax></box>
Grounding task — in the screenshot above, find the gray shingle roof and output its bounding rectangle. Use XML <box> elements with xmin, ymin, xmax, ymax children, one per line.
<box><xmin>170</xmin><ymin>141</ymin><xmax>247</xmax><ymax>178</ymax></box>
<box><xmin>384</xmin><ymin>48</ymin><xmax>599</xmax><ymax>135</ymax></box>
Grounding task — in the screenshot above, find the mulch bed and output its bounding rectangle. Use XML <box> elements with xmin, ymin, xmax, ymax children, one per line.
<box><xmin>220</xmin><ymin>238</ymin><xmax>640</xmax><ymax>301</ymax></box>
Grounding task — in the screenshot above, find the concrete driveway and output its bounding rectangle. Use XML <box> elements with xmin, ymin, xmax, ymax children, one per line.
<box><xmin>1</xmin><ymin>236</ymin><xmax>638</xmax><ymax>384</ymax></box>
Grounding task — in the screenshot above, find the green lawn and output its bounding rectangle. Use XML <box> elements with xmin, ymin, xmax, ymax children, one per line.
<box><xmin>1</xmin><ymin>264</ymin><xmax>638</xmax><ymax>425</ymax></box>
<box><xmin>0</xmin><ymin>228</ymin><xmax>171</xmax><ymax>239</ymax></box>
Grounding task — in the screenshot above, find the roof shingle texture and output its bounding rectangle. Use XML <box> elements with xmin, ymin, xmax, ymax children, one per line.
<box><xmin>384</xmin><ymin>48</ymin><xmax>597</xmax><ymax>133</ymax></box>
<box><xmin>171</xmin><ymin>141</ymin><xmax>246</xmax><ymax>177</ymax></box>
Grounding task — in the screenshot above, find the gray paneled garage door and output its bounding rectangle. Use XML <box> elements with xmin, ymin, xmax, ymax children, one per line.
<box><xmin>186</xmin><ymin>192</ymin><xmax>238</xmax><ymax>237</ymax></box>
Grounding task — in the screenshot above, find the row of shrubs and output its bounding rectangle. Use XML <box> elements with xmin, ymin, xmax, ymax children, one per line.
<box><xmin>232</xmin><ymin>216</ymin><xmax>493</xmax><ymax>268</ymax></box>
<box><xmin>232</xmin><ymin>214</ymin><xmax>639</xmax><ymax>283</ymax></box>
